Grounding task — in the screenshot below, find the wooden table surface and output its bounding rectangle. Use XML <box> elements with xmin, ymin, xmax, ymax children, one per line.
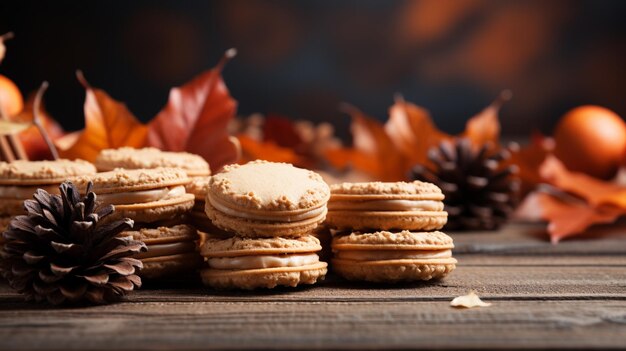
<box><xmin>1</xmin><ymin>222</ymin><xmax>625</xmax><ymax>350</ymax></box>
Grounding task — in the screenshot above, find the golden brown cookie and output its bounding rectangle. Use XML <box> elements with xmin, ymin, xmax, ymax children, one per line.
<box><xmin>71</xmin><ymin>168</ymin><xmax>194</xmax><ymax>223</ymax></box>
<box><xmin>123</xmin><ymin>224</ymin><xmax>202</xmax><ymax>279</ymax></box>
<box><xmin>206</xmin><ymin>161</ymin><xmax>330</xmax><ymax>237</ymax></box>
<box><xmin>0</xmin><ymin>160</ymin><xmax>96</xmax><ymax>216</ymax></box>
<box><xmin>331</xmin><ymin>230</ymin><xmax>457</xmax><ymax>283</ymax></box>
<box><xmin>200</xmin><ymin>233</ymin><xmax>327</xmax><ymax>289</ymax></box>
<box><xmin>326</xmin><ymin>181</ymin><xmax>447</xmax><ymax>231</ymax></box>
<box><xmin>95</xmin><ymin>147</ymin><xmax>210</xmax><ymax>177</ymax></box>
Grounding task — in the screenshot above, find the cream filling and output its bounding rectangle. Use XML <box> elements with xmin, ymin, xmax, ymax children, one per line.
<box><xmin>208</xmin><ymin>253</ymin><xmax>319</xmax><ymax>270</ymax></box>
<box><xmin>209</xmin><ymin>196</ymin><xmax>325</xmax><ymax>222</ymax></box>
<box><xmin>328</xmin><ymin>199</ymin><xmax>442</xmax><ymax>212</ymax></box>
<box><xmin>0</xmin><ymin>185</ymin><xmax>60</xmax><ymax>199</ymax></box>
<box><xmin>98</xmin><ymin>185</ymin><xmax>186</xmax><ymax>205</ymax></box>
<box><xmin>135</xmin><ymin>241</ymin><xmax>197</xmax><ymax>259</ymax></box>
<box><xmin>336</xmin><ymin>249</ymin><xmax>452</xmax><ymax>261</ymax></box>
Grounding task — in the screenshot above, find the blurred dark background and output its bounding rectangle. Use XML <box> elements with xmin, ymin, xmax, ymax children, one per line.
<box><xmin>1</xmin><ymin>0</ymin><xmax>625</xmax><ymax>139</ymax></box>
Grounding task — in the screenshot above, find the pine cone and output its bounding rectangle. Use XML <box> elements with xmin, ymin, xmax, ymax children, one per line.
<box><xmin>0</xmin><ymin>181</ymin><xmax>147</xmax><ymax>305</ymax></box>
<box><xmin>411</xmin><ymin>138</ymin><xmax>520</xmax><ymax>231</ymax></box>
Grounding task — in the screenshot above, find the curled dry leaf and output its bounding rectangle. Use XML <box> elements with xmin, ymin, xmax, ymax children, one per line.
<box><xmin>147</xmin><ymin>49</ymin><xmax>240</xmax><ymax>171</ymax></box>
<box><xmin>56</xmin><ymin>72</ymin><xmax>147</xmax><ymax>162</ymax></box>
<box><xmin>450</xmin><ymin>291</ymin><xmax>492</xmax><ymax>308</ymax></box>
<box><xmin>535</xmin><ymin>191</ymin><xmax>623</xmax><ymax>244</ymax></box>
<box><xmin>531</xmin><ymin>155</ymin><xmax>626</xmax><ymax>243</ymax></box>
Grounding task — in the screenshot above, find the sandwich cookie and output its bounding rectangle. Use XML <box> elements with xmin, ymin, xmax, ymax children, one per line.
<box><xmin>0</xmin><ymin>159</ymin><xmax>96</xmax><ymax>228</ymax></box>
<box><xmin>71</xmin><ymin>168</ymin><xmax>195</xmax><ymax>223</ymax></box>
<box><xmin>124</xmin><ymin>224</ymin><xmax>202</xmax><ymax>279</ymax></box>
<box><xmin>201</xmin><ymin>234</ymin><xmax>327</xmax><ymax>289</ymax></box>
<box><xmin>206</xmin><ymin>160</ymin><xmax>330</xmax><ymax>237</ymax></box>
<box><xmin>327</xmin><ymin>181</ymin><xmax>447</xmax><ymax>231</ymax></box>
<box><xmin>332</xmin><ymin>230</ymin><xmax>457</xmax><ymax>283</ymax></box>
<box><xmin>95</xmin><ymin>147</ymin><xmax>210</xmax><ymax>177</ymax></box>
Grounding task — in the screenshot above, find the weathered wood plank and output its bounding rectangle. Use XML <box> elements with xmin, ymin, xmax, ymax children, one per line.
<box><xmin>451</xmin><ymin>222</ymin><xmax>626</xmax><ymax>255</ymax></box>
<box><xmin>2</xmin><ymin>264</ymin><xmax>625</xmax><ymax>303</ymax></box>
<box><xmin>1</xmin><ymin>300</ymin><xmax>625</xmax><ymax>350</ymax></box>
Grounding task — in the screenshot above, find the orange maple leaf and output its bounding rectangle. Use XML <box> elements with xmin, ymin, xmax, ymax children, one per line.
<box><xmin>326</xmin><ymin>104</ymin><xmax>407</xmax><ymax>181</ymax></box>
<box><xmin>384</xmin><ymin>95</ymin><xmax>449</xmax><ymax>169</ymax></box>
<box><xmin>56</xmin><ymin>72</ymin><xmax>147</xmax><ymax>162</ymax></box>
<box><xmin>13</xmin><ymin>93</ymin><xmax>65</xmax><ymax>160</ymax></box>
<box><xmin>147</xmin><ymin>49</ymin><xmax>240</xmax><ymax>172</ymax></box>
<box><xmin>328</xmin><ymin>91</ymin><xmax>508</xmax><ymax>181</ymax></box>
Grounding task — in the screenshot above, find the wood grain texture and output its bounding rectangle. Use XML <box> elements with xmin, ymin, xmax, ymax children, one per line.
<box><xmin>0</xmin><ymin>222</ymin><xmax>625</xmax><ymax>350</ymax></box>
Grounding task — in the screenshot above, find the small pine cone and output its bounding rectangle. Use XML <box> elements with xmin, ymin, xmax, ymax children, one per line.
<box><xmin>412</xmin><ymin>138</ymin><xmax>520</xmax><ymax>231</ymax></box>
<box><xmin>0</xmin><ymin>181</ymin><xmax>147</xmax><ymax>305</ymax></box>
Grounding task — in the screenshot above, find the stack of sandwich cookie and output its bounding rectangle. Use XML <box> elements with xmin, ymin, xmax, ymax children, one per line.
<box><xmin>201</xmin><ymin>160</ymin><xmax>330</xmax><ymax>289</ymax></box>
<box><xmin>72</xmin><ymin>168</ymin><xmax>200</xmax><ymax>279</ymax></box>
<box><xmin>327</xmin><ymin>181</ymin><xmax>457</xmax><ymax>283</ymax></box>
<box><xmin>96</xmin><ymin>146</ymin><xmax>212</xmax><ymax>235</ymax></box>
<box><xmin>0</xmin><ymin>160</ymin><xmax>96</xmax><ymax>235</ymax></box>
<box><xmin>125</xmin><ymin>224</ymin><xmax>202</xmax><ymax>279</ymax></box>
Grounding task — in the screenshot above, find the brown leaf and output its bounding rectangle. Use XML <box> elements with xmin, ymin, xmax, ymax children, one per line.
<box><xmin>384</xmin><ymin>96</ymin><xmax>449</xmax><ymax>168</ymax></box>
<box><xmin>147</xmin><ymin>49</ymin><xmax>239</xmax><ymax>171</ymax></box>
<box><xmin>56</xmin><ymin>72</ymin><xmax>147</xmax><ymax>162</ymax></box>
<box><xmin>536</xmin><ymin>192</ymin><xmax>623</xmax><ymax>244</ymax></box>
<box><xmin>238</xmin><ymin>134</ymin><xmax>300</xmax><ymax>164</ymax></box>
<box><xmin>462</xmin><ymin>90</ymin><xmax>510</xmax><ymax>146</ymax></box>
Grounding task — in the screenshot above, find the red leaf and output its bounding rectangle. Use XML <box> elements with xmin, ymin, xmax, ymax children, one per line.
<box><xmin>147</xmin><ymin>49</ymin><xmax>240</xmax><ymax>171</ymax></box>
<box><xmin>263</xmin><ymin>114</ymin><xmax>303</xmax><ymax>148</ymax></box>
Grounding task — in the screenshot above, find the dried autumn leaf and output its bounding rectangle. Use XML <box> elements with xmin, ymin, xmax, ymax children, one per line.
<box><xmin>147</xmin><ymin>49</ymin><xmax>239</xmax><ymax>171</ymax></box>
<box><xmin>326</xmin><ymin>104</ymin><xmax>406</xmax><ymax>181</ymax></box>
<box><xmin>462</xmin><ymin>90</ymin><xmax>511</xmax><ymax>146</ymax></box>
<box><xmin>384</xmin><ymin>95</ymin><xmax>449</xmax><ymax>168</ymax></box>
<box><xmin>540</xmin><ymin>155</ymin><xmax>626</xmax><ymax>209</ymax></box>
<box><xmin>535</xmin><ymin>191</ymin><xmax>623</xmax><ymax>244</ymax></box>
<box><xmin>56</xmin><ymin>72</ymin><xmax>147</xmax><ymax>162</ymax></box>
<box><xmin>450</xmin><ymin>291</ymin><xmax>492</xmax><ymax>308</ymax></box>
<box><xmin>0</xmin><ymin>120</ymin><xmax>30</xmax><ymax>135</ymax></box>
<box><xmin>238</xmin><ymin>134</ymin><xmax>300</xmax><ymax>164</ymax></box>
